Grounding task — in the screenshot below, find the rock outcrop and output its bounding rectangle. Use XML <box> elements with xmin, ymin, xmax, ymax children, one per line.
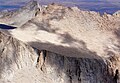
<box><xmin>0</xmin><ymin>1</ymin><xmax>41</xmax><ymax>27</ymax></box>
<box><xmin>0</xmin><ymin>30</ymin><xmax>117</xmax><ymax>83</ymax></box>
<box><xmin>8</xmin><ymin>3</ymin><xmax>120</xmax><ymax>59</ymax></box>
<box><xmin>0</xmin><ymin>1</ymin><xmax>120</xmax><ymax>83</ymax></box>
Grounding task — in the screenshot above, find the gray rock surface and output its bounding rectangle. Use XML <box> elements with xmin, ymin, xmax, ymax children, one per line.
<box><xmin>8</xmin><ymin>3</ymin><xmax>120</xmax><ymax>59</ymax></box>
<box><xmin>0</xmin><ymin>1</ymin><xmax>41</xmax><ymax>27</ymax></box>
<box><xmin>0</xmin><ymin>1</ymin><xmax>120</xmax><ymax>83</ymax></box>
<box><xmin>0</xmin><ymin>31</ymin><xmax>117</xmax><ymax>83</ymax></box>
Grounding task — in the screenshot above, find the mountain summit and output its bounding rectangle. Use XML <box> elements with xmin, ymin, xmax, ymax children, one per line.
<box><xmin>0</xmin><ymin>1</ymin><xmax>40</xmax><ymax>27</ymax></box>
<box><xmin>0</xmin><ymin>1</ymin><xmax>120</xmax><ymax>83</ymax></box>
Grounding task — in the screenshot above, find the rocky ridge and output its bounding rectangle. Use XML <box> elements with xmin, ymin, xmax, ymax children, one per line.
<box><xmin>7</xmin><ymin>3</ymin><xmax>120</xmax><ymax>59</ymax></box>
<box><xmin>0</xmin><ymin>1</ymin><xmax>120</xmax><ymax>83</ymax></box>
<box><xmin>0</xmin><ymin>1</ymin><xmax>40</xmax><ymax>27</ymax></box>
<box><xmin>0</xmin><ymin>30</ymin><xmax>117</xmax><ymax>83</ymax></box>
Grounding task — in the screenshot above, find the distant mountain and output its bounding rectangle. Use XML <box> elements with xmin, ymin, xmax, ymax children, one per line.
<box><xmin>0</xmin><ymin>0</ymin><xmax>120</xmax><ymax>14</ymax></box>
<box><xmin>0</xmin><ymin>1</ymin><xmax>39</xmax><ymax>27</ymax></box>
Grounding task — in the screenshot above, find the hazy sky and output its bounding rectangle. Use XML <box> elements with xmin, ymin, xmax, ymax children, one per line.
<box><xmin>0</xmin><ymin>0</ymin><xmax>120</xmax><ymax>14</ymax></box>
<box><xmin>0</xmin><ymin>0</ymin><xmax>120</xmax><ymax>5</ymax></box>
<box><xmin>0</xmin><ymin>0</ymin><xmax>120</xmax><ymax>6</ymax></box>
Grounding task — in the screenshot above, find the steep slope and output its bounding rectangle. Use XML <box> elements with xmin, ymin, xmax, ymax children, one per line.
<box><xmin>0</xmin><ymin>2</ymin><xmax>120</xmax><ymax>83</ymax></box>
<box><xmin>0</xmin><ymin>1</ymin><xmax>40</xmax><ymax>27</ymax></box>
<box><xmin>0</xmin><ymin>30</ymin><xmax>118</xmax><ymax>83</ymax></box>
<box><xmin>8</xmin><ymin>3</ymin><xmax>120</xmax><ymax>59</ymax></box>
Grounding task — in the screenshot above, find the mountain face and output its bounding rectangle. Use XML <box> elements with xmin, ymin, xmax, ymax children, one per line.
<box><xmin>0</xmin><ymin>30</ymin><xmax>117</xmax><ymax>83</ymax></box>
<box><xmin>7</xmin><ymin>3</ymin><xmax>120</xmax><ymax>59</ymax></box>
<box><xmin>0</xmin><ymin>1</ymin><xmax>120</xmax><ymax>83</ymax></box>
<box><xmin>0</xmin><ymin>1</ymin><xmax>40</xmax><ymax>27</ymax></box>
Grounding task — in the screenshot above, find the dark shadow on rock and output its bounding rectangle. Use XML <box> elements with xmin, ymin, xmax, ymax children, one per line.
<box><xmin>114</xmin><ymin>28</ymin><xmax>120</xmax><ymax>38</ymax></box>
<box><xmin>113</xmin><ymin>69</ymin><xmax>119</xmax><ymax>83</ymax></box>
<box><xmin>33</xmin><ymin>46</ymin><xmax>115</xmax><ymax>83</ymax></box>
<box><xmin>113</xmin><ymin>28</ymin><xmax>120</xmax><ymax>51</ymax></box>
<box><xmin>29</xmin><ymin>20</ymin><xmax>53</xmax><ymax>32</ymax></box>
<box><xmin>26</xmin><ymin>30</ymin><xmax>99</xmax><ymax>59</ymax></box>
<box><xmin>27</xmin><ymin>28</ymin><xmax>115</xmax><ymax>82</ymax></box>
<box><xmin>58</xmin><ymin>32</ymin><xmax>87</xmax><ymax>45</ymax></box>
<box><xmin>0</xmin><ymin>24</ymin><xmax>16</xmax><ymax>29</ymax></box>
<box><xmin>26</xmin><ymin>19</ymin><xmax>60</xmax><ymax>33</ymax></box>
<box><xmin>47</xmin><ymin>53</ymin><xmax>114</xmax><ymax>83</ymax></box>
<box><xmin>28</xmin><ymin>41</ymin><xmax>99</xmax><ymax>59</ymax></box>
<box><xmin>0</xmin><ymin>30</ymin><xmax>115</xmax><ymax>82</ymax></box>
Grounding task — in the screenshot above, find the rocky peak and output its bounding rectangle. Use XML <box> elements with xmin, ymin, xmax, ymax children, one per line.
<box><xmin>22</xmin><ymin>0</ymin><xmax>39</xmax><ymax>10</ymax></box>
<box><xmin>0</xmin><ymin>1</ymin><xmax>41</xmax><ymax>27</ymax></box>
<box><xmin>0</xmin><ymin>30</ymin><xmax>118</xmax><ymax>83</ymax></box>
<box><xmin>0</xmin><ymin>1</ymin><xmax>120</xmax><ymax>83</ymax></box>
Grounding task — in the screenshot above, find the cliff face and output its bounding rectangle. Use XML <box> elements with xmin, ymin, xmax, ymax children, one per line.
<box><xmin>0</xmin><ymin>31</ymin><xmax>38</xmax><ymax>83</ymax></box>
<box><xmin>0</xmin><ymin>1</ymin><xmax>120</xmax><ymax>83</ymax></box>
<box><xmin>0</xmin><ymin>31</ymin><xmax>116</xmax><ymax>83</ymax></box>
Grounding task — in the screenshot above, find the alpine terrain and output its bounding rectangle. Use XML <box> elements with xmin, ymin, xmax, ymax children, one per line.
<box><xmin>0</xmin><ymin>1</ymin><xmax>120</xmax><ymax>83</ymax></box>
